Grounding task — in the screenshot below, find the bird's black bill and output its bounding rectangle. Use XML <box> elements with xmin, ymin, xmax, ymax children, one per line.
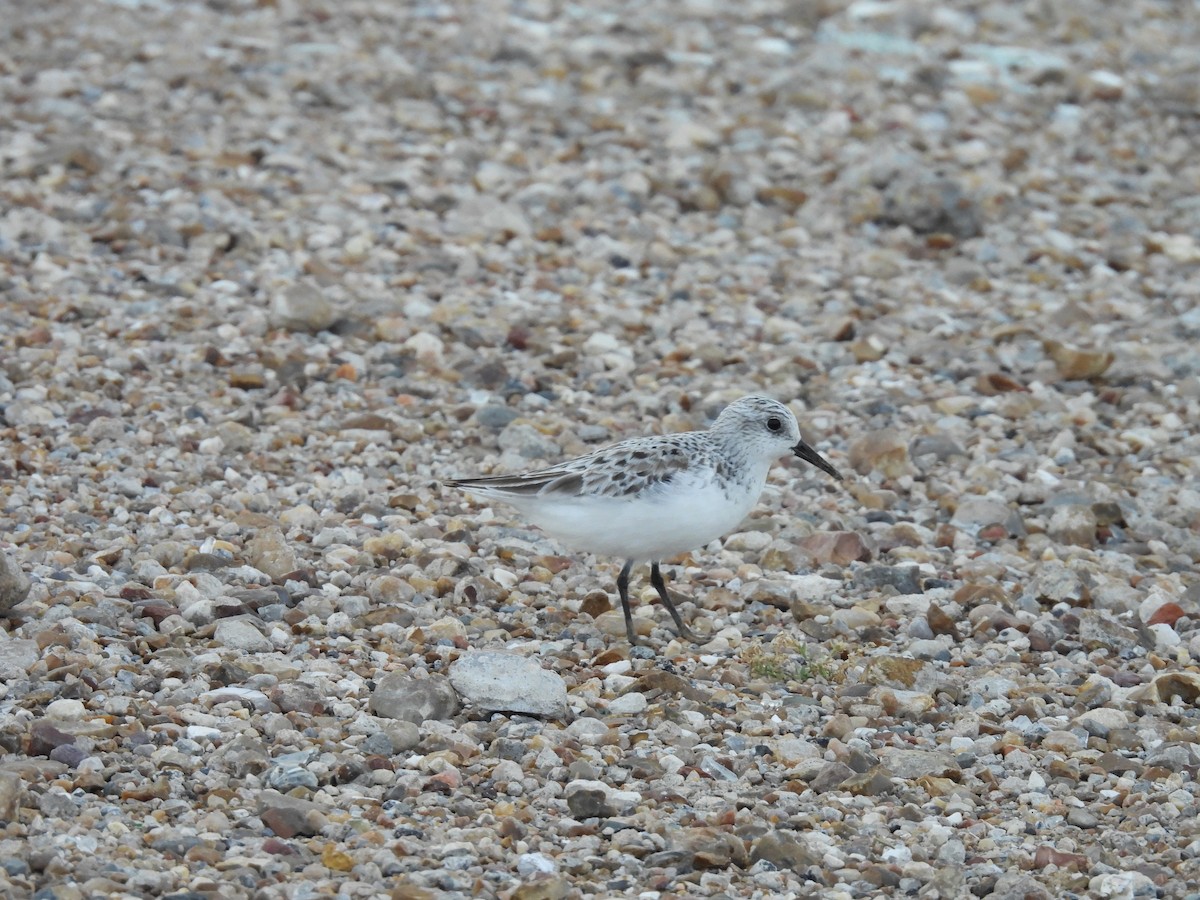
<box><xmin>793</xmin><ymin>440</ymin><xmax>843</xmax><ymax>481</ymax></box>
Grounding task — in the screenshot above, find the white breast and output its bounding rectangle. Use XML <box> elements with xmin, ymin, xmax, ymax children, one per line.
<box><xmin>493</xmin><ymin>467</ymin><xmax>768</xmax><ymax>561</ymax></box>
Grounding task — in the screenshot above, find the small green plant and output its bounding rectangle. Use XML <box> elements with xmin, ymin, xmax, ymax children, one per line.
<box><xmin>743</xmin><ymin>634</ymin><xmax>834</xmax><ymax>683</ymax></box>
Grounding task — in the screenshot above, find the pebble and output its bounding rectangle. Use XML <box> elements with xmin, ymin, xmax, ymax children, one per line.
<box><xmin>852</xmin><ymin>564</ymin><xmax>923</xmax><ymax>595</ymax></box>
<box><xmin>243</xmin><ymin>529</ymin><xmax>301</xmax><ymax>581</ymax></box>
<box><xmin>448</xmin><ymin>651</ymin><xmax>568</xmax><ymax>718</ymax></box>
<box><xmin>951</xmin><ymin>496</ymin><xmax>1024</xmax><ymax>537</ymax></box>
<box><xmin>0</xmin><ymin>772</ymin><xmax>23</xmax><ymax>823</ymax></box>
<box><xmin>750</xmin><ymin>831</ymin><xmax>822</xmax><ymax>870</ymax></box>
<box><xmin>43</xmin><ymin>699</ymin><xmax>86</xmax><ymax>721</ymax></box>
<box><xmin>1077</xmin><ymin>610</ymin><xmax>1145</xmax><ymax>655</ymax></box>
<box><xmin>213</xmin><ymin>618</ymin><xmax>273</xmax><ymax>653</ymax></box>
<box><xmin>0</xmin><ymin>640</ymin><xmax>40</xmax><ymax>678</ymax></box>
<box><xmin>1044</xmin><ymin>340</ymin><xmax>1115</xmax><ymax>380</ymax></box>
<box><xmin>369</xmin><ymin>673</ymin><xmax>459</xmax><ymax>724</ymax></box>
<box><xmin>607</xmin><ymin>692</ymin><xmax>648</xmax><ymax>715</ymax></box>
<box><xmin>475</xmin><ymin>405</ymin><xmax>521</xmax><ymax>430</ymax></box>
<box><xmin>880</xmin><ymin>170</ymin><xmax>982</xmax><ymax>238</ymax></box>
<box><xmin>37</xmin><ymin>790</ymin><xmax>79</xmax><ymax>820</ymax></box>
<box><xmin>847</xmin><ymin>432</ymin><xmax>910</xmax><ymax>478</ymax></box>
<box><xmin>565</xmin><ymin>780</ymin><xmax>633</xmax><ymax>818</ymax></box>
<box><xmin>797</xmin><ymin>531</ymin><xmax>873</xmax><ymax>566</ymax></box>
<box><xmin>516</xmin><ymin>853</ymin><xmax>558</xmax><ymax>876</ymax></box>
<box><xmin>1073</xmin><ymin>708</ymin><xmax>1129</xmax><ymax>738</ymax></box>
<box><xmin>0</xmin><ymin>554</ymin><xmax>31</xmax><ymax>612</ymax></box>
<box><xmin>1048</xmin><ymin>505</ymin><xmax>1098</xmax><ymax>547</ymax></box>
<box><xmin>258</xmin><ymin>791</ymin><xmax>326</xmax><ymax>838</ymax></box>
<box><xmin>270</xmin><ymin>283</ymin><xmax>337</xmax><ymax>333</ymax></box>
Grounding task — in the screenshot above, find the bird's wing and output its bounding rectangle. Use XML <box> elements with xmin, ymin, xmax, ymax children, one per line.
<box><xmin>448</xmin><ymin>434</ymin><xmax>705</xmax><ymax>501</ymax></box>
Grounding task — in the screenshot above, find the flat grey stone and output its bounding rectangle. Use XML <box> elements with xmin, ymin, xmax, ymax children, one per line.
<box><xmin>369</xmin><ymin>673</ymin><xmax>459</xmax><ymax>724</ymax></box>
<box><xmin>448</xmin><ymin>651</ymin><xmax>567</xmax><ymax>718</ymax></box>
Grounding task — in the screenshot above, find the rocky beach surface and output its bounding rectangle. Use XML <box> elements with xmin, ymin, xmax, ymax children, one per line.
<box><xmin>2</xmin><ymin>0</ymin><xmax>1200</xmax><ymax>897</ymax></box>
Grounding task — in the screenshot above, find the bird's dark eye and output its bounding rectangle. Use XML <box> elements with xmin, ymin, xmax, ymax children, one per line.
<box><xmin>766</xmin><ymin>416</ymin><xmax>782</xmax><ymax>432</ymax></box>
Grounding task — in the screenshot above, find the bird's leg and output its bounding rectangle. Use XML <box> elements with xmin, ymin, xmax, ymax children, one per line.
<box><xmin>617</xmin><ymin>559</ymin><xmax>638</xmax><ymax>645</ymax></box>
<box><xmin>650</xmin><ymin>562</ymin><xmax>702</xmax><ymax>643</ymax></box>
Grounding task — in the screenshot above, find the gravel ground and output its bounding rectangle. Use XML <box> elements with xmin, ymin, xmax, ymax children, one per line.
<box><xmin>3</xmin><ymin>0</ymin><xmax>1200</xmax><ymax>897</ymax></box>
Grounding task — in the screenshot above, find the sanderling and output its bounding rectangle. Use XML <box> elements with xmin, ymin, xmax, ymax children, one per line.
<box><xmin>447</xmin><ymin>395</ymin><xmax>843</xmax><ymax>645</ymax></box>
